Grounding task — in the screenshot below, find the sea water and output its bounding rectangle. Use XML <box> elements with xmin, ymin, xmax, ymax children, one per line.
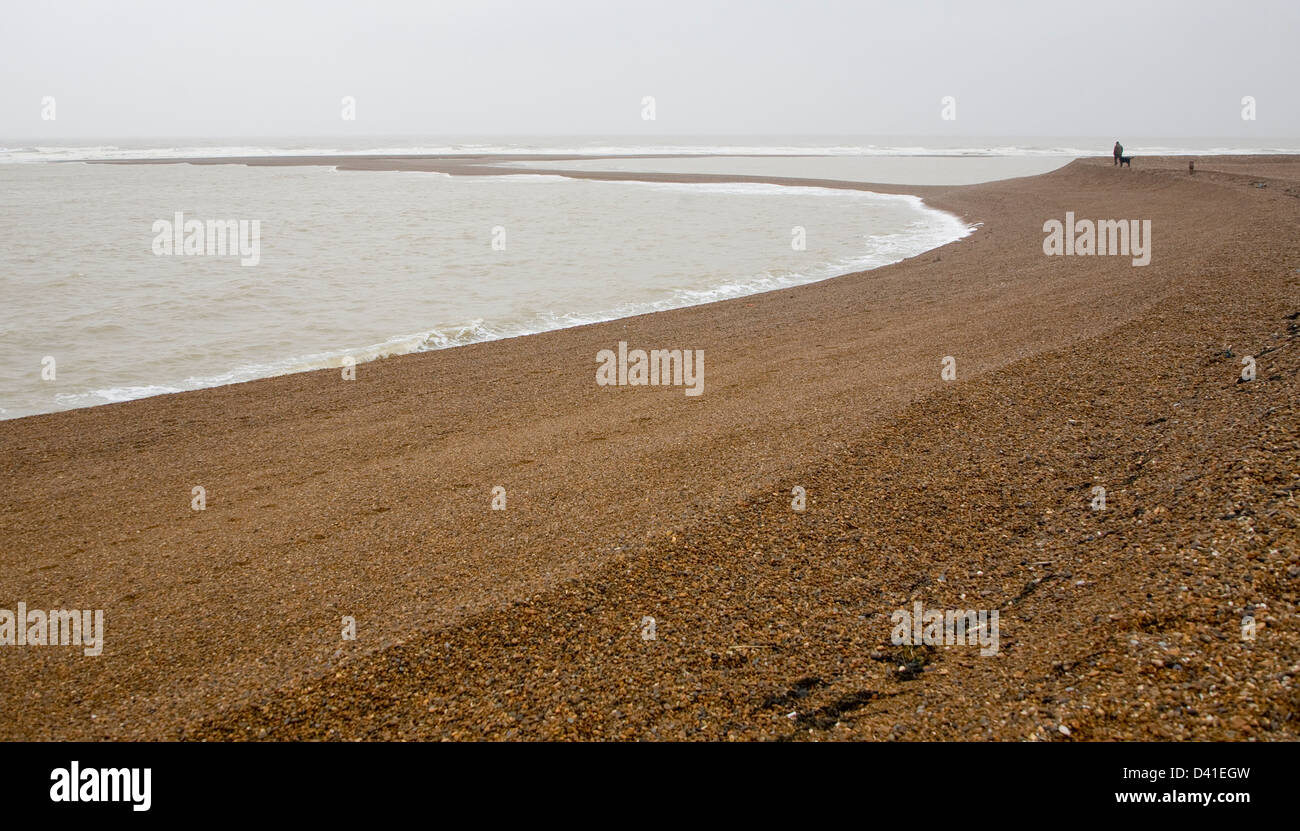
<box><xmin>0</xmin><ymin>159</ymin><xmax>969</xmax><ymax>419</ymax></box>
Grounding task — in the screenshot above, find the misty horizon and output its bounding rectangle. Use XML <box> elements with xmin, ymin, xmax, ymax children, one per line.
<box><xmin>4</xmin><ymin>0</ymin><xmax>1297</xmax><ymax>139</ymax></box>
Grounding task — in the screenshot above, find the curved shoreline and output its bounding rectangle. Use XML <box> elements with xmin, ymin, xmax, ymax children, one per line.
<box><xmin>2</xmin><ymin>155</ymin><xmax>1297</xmax><ymax>740</ymax></box>
<box><xmin>20</xmin><ymin>162</ymin><xmax>972</xmax><ymax>418</ymax></box>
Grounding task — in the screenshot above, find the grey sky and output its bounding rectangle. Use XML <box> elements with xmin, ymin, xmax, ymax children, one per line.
<box><xmin>2</xmin><ymin>0</ymin><xmax>1296</xmax><ymax>138</ymax></box>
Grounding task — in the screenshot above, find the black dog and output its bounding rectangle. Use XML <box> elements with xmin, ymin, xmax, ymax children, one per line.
<box><xmin>1119</xmin><ymin>156</ymin><xmax>1132</xmax><ymax>167</ymax></box>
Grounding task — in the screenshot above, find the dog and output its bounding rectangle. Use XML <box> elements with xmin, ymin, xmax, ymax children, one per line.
<box><xmin>1118</xmin><ymin>155</ymin><xmax>1132</xmax><ymax>167</ymax></box>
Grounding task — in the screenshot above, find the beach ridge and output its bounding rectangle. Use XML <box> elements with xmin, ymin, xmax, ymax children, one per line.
<box><xmin>3</xmin><ymin>156</ymin><xmax>1297</xmax><ymax>740</ymax></box>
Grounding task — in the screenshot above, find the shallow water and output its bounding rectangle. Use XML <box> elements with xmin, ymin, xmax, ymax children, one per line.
<box><xmin>0</xmin><ymin>161</ymin><xmax>969</xmax><ymax>419</ymax></box>
<box><xmin>497</xmin><ymin>155</ymin><xmax>1073</xmax><ymax>185</ymax></box>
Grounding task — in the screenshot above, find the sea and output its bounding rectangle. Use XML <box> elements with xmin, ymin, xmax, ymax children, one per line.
<box><xmin>2</xmin><ymin>136</ymin><xmax>1295</xmax><ymax>419</ymax></box>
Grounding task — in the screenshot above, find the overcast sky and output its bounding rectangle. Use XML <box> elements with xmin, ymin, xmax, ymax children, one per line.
<box><xmin>2</xmin><ymin>0</ymin><xmax>1296</xmax><ymax>138</ymax></box>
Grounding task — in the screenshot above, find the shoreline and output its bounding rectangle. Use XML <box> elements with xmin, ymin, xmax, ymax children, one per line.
<box><xmin>6</xmin><ymin>156</ymin><xmax>975</xmax><ymax>421</ymax></box>
<box><xmin>2</xmin><ymin>155</ymin><xmax>1297</xmax><ymax>740</ymax></box>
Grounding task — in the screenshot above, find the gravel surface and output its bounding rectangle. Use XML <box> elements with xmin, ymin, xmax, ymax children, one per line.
<box><xmin>2</xmin><ymin>156</ymin><xmax>1296</xmax><ymax>740</ymax></box>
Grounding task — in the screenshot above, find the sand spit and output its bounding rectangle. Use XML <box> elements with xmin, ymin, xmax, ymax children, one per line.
<box><xmin>2</xmin><ymin>156</ymin><xmax>1297</xmax><ymax>740</ymax></box>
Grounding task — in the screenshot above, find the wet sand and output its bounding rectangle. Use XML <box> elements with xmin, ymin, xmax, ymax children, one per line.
<box><xmin>2</xmin><ymin>155</ymin><xmax>1297</xmax><ymax>740</ymax></box>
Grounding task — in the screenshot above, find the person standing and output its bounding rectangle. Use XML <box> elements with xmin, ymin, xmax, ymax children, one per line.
<box><xmin>1113</xmin><ymin>140</ymin><xmax>1124</xmax><ymax>166</ymax></box>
